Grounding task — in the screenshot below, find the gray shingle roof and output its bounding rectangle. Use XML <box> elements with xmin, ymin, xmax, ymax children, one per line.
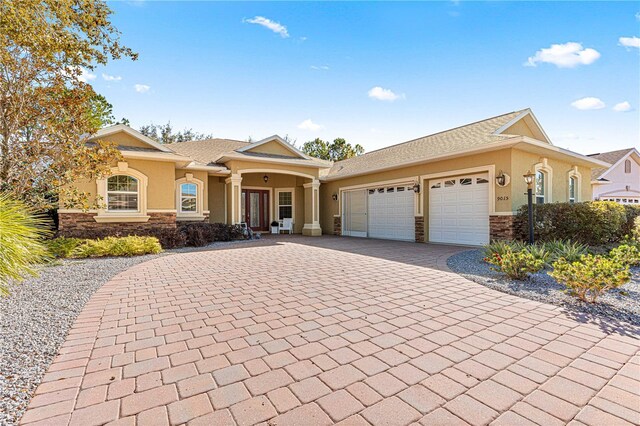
<box><xmin>165</xmin><ymin>139</ymin><xmax>250</xmax><ymax>165</ymax></box>
<box><xmin>326</xmin><ymin>110</ymin><xmax>527</xmax><ymax>179</ymax></box>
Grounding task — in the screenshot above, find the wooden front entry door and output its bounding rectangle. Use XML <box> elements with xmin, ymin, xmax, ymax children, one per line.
<box><xmin>242</xmin><ymin>190</ymin><xmax>270</xmax><ymax>231</ymax></box>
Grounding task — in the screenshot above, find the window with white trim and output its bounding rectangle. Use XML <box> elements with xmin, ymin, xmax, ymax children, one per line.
<box><xmin>278</xmin><ymin>191</ymin><xmax>293</xmax><ymax>219</ymax></box>
<box><xmin>180</xmin><ymin>183</ymin><xmax>197</xmax><ymax>212</ymax></box>
<box><xmin>568</xmin><ymin>176</ymin><xmax>576</xmax><ymax>204</ymax></box>
<box><xmin>535</xmin><ymin>171</ymin><xmax>546</xmax><ymax>204</ymax></box>
<box><xmin>107</xmin><ymin>175</ymin><xmax>139</xmax><ymax>211</ymax></box>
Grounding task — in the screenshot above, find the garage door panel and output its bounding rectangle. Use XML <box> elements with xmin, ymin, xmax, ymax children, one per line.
<box><xmin>368</xmin><ymin>186</ymin><xmax>415</xmax><ymax>241</ymax></box>
<box><xmin>429</xmin><ymin>173</ymin><xmax>490</xmax><ymax>246</ymax></box>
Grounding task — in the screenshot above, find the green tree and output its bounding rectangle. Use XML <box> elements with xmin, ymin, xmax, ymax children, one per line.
<box><xmin>301</xmin><ymin>138</ymin><xmax>364</xmax><ymax>161</ymax></box>
<box><xmin>88</xmin><ymin>94</ymin><xmax>115</xmax><ymax>128</ymax></box>
<box><xmin>139</xmin><ymin>122</ymin><xmax>213</xmax><ymax>144</ymax></box>
<box><xmin>0</xmin><ymin>0</ymin><xmax>136</xmax><ymax>209</ymax></box>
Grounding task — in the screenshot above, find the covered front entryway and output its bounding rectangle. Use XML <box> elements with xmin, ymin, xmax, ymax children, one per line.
<box><xmin>429</xmin><ymin>173</ymin><xmax>490</xmax><ymax>245</ymax></box>
<box><xmin>342</xmin><ymin>184</ymin><xmax>416</xmax><ymax>241</ymax></box>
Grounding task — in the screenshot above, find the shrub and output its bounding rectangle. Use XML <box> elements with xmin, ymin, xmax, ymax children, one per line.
<box><xmin>622</xmin><ymin>205</ymin><xmax>640</xmax><ymax>237</ymax></box>
<box><xmin>0</xmin><ymin>194</ymin><xmax>51</xmax><ymax>295</ymax></box>
<box><xmin>524</xmin><ymin>244</ymin><xmax>550</xmax><ymax>264</ymax></box>
<box><xmin>550</xmin><ymin>255</ymin><xmax>630</xmax><ymax>303</ymax></box>
<box><xmin>46</xmin><ymin>237</ymin><xmax>82</xmax><ymax>258</ymax></box>
<box><xmin>609</xmin><ymin>244</ymin><xmax>640</xmax><ymax>267</ymax></box>
<box><xmin>543</xmin><ymin>240</ymin><xmax>589</xmax><ymax>263</ymax></box>
<box><xmin>48</xmin><ymin>236</ymin><xmax>163</xmax><ymax>258</ymax></box>
<box><xmin>153</xmin><ymin>228</ymin><xmax>187</xmax><ymax>249</ymax></box>
<box><xmin>178</xmin><ymin>222</ymin><xmax>245</xmax><ymax>246</ymax></box>
<box><xmin>515</xmin><ymin>201</ymin><xmax>629</xmax><ymax>245</ymax></box>
<box><xmin>484</xmin><ymin>240</ymin><xmax>526</xmax><ymax>258</ymax></box>
<box><xmin>484</xmin><ymin>249</ymin><xmax>544</xmax><ymax>280</ymax></box>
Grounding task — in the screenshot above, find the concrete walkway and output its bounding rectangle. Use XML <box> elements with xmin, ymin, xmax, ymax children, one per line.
<box><xmin>21</xmin><ymin>236</ymin><xmax>640</xmax><ymax>425</ymax></box>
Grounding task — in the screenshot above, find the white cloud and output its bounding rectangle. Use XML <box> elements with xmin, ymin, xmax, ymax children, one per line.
<box><xmin>368</xmin><ymin>86</ymin><xmax>405</xmax><ymax>101</ymax></box>
<box><xmin>525</xmin><ymin>42</ymin><xmax>600</xmax><ymax>68</ymax></box>
<box><xmin>78</xmin><ymin>67</ymin><xmax>96</xmax><ymax>83</ymax></box>
<box><xmin>636</xmin><ymin>12</ymin><xmax>640</xmax><ymax>21</ymax></box>
<box><xmin>102</xmin><ymin>73</ymin><xmax>122</xmax><ymax>82</ymax></box>
<box><xmin>571</xmin><ymin>97</ymin><xmax>606</xmax><ymax>110</ymax></box>
<box><xmin>244</xmin><ymin>16</ymin><xmax>289</xmax><ymax>38</ymax></box>
<box><xmin>310</xmin><ymin>65</ymin><xmax>329</xmax><ymax>70</ymax></box>
<box><xmin>297</xmin><ymin>119</ymin><xmax>322</xmax><ymax>131</ymax></box>
<box><xmin>134</xmin><ymin>84</ymin><xmax>150</xmax><ymax>93</ymax></box>
<box><xmin>613</xmin><ymin>101</ymin><xmax>632</xmax><ymax>112</ymax></box>
<box><xmin>619</xmin><ymin>36</ymin><xmax>640</xmax><ymax>48</ymax></box>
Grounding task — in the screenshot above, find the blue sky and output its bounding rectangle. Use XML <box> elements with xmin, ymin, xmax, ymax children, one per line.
<box><xmin>89</xmin><ymin>1</ymin><xmax>639</xmax><ymax>154</ymax></box>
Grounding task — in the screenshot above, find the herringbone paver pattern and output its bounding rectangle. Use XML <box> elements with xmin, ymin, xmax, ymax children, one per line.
<box><xmin>21</xmin><ymin>236</ymin><xmax>640</xmax><ymax>425</ymax></box>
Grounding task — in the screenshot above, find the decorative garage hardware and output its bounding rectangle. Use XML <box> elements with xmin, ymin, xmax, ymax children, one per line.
<box><xmin>332</xmin><ymin>193</ymin><xmax>338</xmax><ymax>201</ymax></box>
<box><xmin>523</xmin><ymin>170</ymin><xmax>536</xmax><ymax>244</ymax></box>
<box><xmin>495</xmin><ymin>170</ymin><xmax>511</xmax><ymax>187</ymax></box>
<box><xmin>412</xmin><ymin>182</ymin><xmax>421</xmax><ymax>193</ymax></box>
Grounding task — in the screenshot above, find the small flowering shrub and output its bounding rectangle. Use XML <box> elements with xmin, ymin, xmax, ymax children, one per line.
<box><xmin>483</xmin><ymin>240</ymin><xmax>526</xmax><ymax>258</ymax></box>
<box><xmin>609</xmin><ymin>244</ymin><xmax>640</xmax><ymax>267</ymax></box>
<box><xmin>550</xmin><ymin>255</ymin><xmax>630</xmax><ymax>303</ymax></box>
<box><xmin>484</xmin><ymin>249</ymin><xmax>544</xmax><ymax>280</ymax></box>
<box><xmin>47</xmin><ymin>236</ymin><xmax>162</xmax><ymax>258</ymax></box>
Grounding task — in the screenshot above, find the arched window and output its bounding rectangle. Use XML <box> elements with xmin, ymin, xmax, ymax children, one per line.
<box><xmin>568</xmin><ymin>176</ymin><xmax>576</xmax><ymax>204</ymax></box>
<box><xmin>106</xmin><ymin>175</ymin><xmax>139</xmax><ymax>211</ymax></box>
<box><xmin>625</xmin><ymin>159</ymin><xmax>631</xmax><ymax>174</ymax></box>
<box><xmin>180</xmin><ymin>183</ymin><xmax>197</xmax><ymax>212</ymax></box>
<box><xmin>535</xmin><ymin>170</ymin><xmax>546</xmax><ymax>204</ymax></box>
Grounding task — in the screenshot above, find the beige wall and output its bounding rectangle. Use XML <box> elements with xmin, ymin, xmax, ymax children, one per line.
<box><xmin>90</xmin><ymin>132</ymin><xmax>153</xmax><ymax>149</ymax></box>
<box><xmin>245</xmin><ymin>141</ymin><xmax>298</xmax><ymax>157</ymax></box>
<box><xmin>208</xmin><ymin>177</ymin><xmax>227</xmax><ymax>223</ymax></box>
<box><xmin>510</xmin><ymin>149</ymin><xmax>592</xmax><ymax>208</ymax></box>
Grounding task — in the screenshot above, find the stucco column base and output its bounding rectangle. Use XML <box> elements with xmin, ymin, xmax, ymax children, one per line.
<box><xmin>302</xmin><ymin>224</ymin><xmax>322</xmax><ymax>236</ymax></box>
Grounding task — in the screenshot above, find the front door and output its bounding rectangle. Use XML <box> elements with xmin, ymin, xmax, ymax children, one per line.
<box><xmin>242</xmin><ymin>189</ymin><xmax>270</xmax><ymax>231</ymax></box>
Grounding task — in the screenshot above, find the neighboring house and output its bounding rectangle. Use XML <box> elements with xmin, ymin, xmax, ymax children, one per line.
<box><xmin>59</xmin><ymin>108</ymin><xmax>609</xmax><ymax>246</ymax></box>
<box><xmin>588</xmin><ymin>148</ymin><xmax>640</xmax><ymax>205</ymax></box>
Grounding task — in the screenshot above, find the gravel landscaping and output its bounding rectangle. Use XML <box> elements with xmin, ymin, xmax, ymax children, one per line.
<box><xmin>0</xmin><ymin>238</ymin><xmax>258</xmax><ymax>425</ymax></box>
<box><xmin>448</xmin><ymin>249</ymin><xmax>640</xmax><ymax>326</ymax></box>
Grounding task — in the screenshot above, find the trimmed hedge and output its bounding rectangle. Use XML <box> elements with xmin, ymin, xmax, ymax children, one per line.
<box><xmin>515</xmin><ymin>201</ymin><xmax>640</xmax><ymax>246</ymax></box>
<box><xmin>47</xmin><ymin>236</ymin><xmax>163</xmax><ymax>258</ymax></box>
<box><xmin>56</xmin><ymin>222</ymin><xmax>245</xmax><ymax>249</ymax></box>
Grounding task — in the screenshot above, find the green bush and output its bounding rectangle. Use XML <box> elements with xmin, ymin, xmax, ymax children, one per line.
<box><xmin>622</xmin><ymin>205</ymin><xmax>640</xmax><ymax>237</ymax></box>
<box><xmin>47</xmin><ymin>236</ymin><xmax>162</xmax><ymax>258</ymax></box>
<box><xmin>485</xmin><ymin>249</ymin><xmax>544</xmax><ymax>280</ymax></box>
<box><xmin>178</xmin><ymin>223</ymin><xmax>245</xmax><ymax>247</ymax></box>
<box><xmin>516</xmin><ymin>201</ymin><xmax>629</xmax><ymax>245</ymax></box>
<box><xmin>543</xmin><ymin>240</ymin><xmax>589</xmax><ymax>263</ymax></box>
<box><xmin>609</xmin><ymin>244</ymin><xmax>640</xmax><ymax>267</ymax></box>
<box><xmin>0</xmin><ymin>194</ymin><xmax>51</xmax><ymax>295</ymax></box>
<box><xmin>484</xmin><ymin>240</ymin><xmax>526</xmax><ymax>258</ymax></box>
<box><xmin>550</xmin><ymin>255</ymin><xmax>630</xmax><ymax>303</ymax></box>
<box><xmin>524</xmin><ymin>244</ymin><xmax>550</xmax><ymax>265</ymax></box>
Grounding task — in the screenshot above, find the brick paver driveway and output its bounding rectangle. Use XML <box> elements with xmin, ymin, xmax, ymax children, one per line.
<box><xmin>22</xmin><ymin>236</ymin><xmax>640</xmax><ymax>425</ymax></box>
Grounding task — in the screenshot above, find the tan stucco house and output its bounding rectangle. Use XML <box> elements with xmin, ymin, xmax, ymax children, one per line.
<box><xmin>59</xmin><ymin>108</ymin><xmax>610</xmax><ymax>246</ymax></box>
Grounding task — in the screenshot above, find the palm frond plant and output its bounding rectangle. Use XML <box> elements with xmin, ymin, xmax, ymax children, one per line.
<box><xmin>0</xmin><ymin>193</ymin><xmax>51</xmax><ymax>295</ymax></box>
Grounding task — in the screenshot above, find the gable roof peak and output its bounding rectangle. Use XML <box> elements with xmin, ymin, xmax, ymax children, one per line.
<box><xmin>93</xmin><ymin>123</ymin><xmax>173</xmax><ymax>153</ymax></box>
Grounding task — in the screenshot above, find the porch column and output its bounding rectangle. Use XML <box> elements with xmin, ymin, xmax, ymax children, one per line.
<box><xmin>225</xmin><ymin>174</ymin><xmax>242</xmax><ymax>224</ymax></box>
<box><xmin>302</xmin><ymin>179</ymin><xmax>322</xmax><ymax>236</ymax></box>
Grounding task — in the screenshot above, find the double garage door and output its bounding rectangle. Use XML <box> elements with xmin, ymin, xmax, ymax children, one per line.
<box><xmin>342</xmin><ymin>173</ymin><xmax>489</xmax><ymax>245</ymax></box>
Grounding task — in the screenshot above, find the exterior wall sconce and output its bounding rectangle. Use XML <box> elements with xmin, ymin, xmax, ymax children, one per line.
<box><xmin>412</xmin><ymin>183</ymin><xmax>421</xmax><ymax>193</ymax></box>
<box><xmin>332</xmin><ymin>193</ymin><xmax>338</xmax><ymax>201</ymax></box>
<box><xmin>263</xmin><ymin>174</ymin><xmax>269</xmax><ymax>183</ymax></box>
<box><xmin>495</xmin><ymin>171</ymin><xmax>511</xmax><ymax>187</ymax></box>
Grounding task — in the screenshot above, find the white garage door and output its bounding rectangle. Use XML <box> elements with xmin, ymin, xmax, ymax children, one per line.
<box><xmin>342</xmin><ymin>185</ymin><xmax>415</xmax><ymax>241</ymax></box>
<box><xmin>367</xmin><ymin>185</ymin><xmax>415</xmax><ymax>241</ymax></box>
<box><xmin>429</xmin><ymin>174</ymin><xmax>490</xmax><ymax>246</ymax></box>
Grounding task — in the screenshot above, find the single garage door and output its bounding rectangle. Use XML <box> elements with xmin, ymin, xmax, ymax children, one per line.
<box><xmin>367</xmin><ymin>185</ymin><xmax>415</xmax><ymax>241</ymax></box>
<box><xmin>342</xmin><ymin>185</ymin><xmax>415</xmax><ymax>241</ymax></box>
<box><xmin>429</xmin><ymin>174</ymin><xmax>490</xmax><ymax>245</ymax></box>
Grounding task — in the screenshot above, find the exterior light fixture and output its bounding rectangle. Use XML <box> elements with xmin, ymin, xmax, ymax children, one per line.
<box><xmin>332</xmin><ymin>193</ymin><xmax>338</xmax><ymax>201</ymax></box>
<box><xmin>523</xmin><ymin>170</ymin><xmax>535</xmax><ymax>244</ymax></box>
<box><xmin>412</xmin><ymin>183</ymin><xmax>421</xmax><ymax>193</ymax></box>
<box><xmin>495</xmin><ymin>171</ymin><xmax>510</xmax><ymax>187</ymax></box>
<box><xmin>263</xmin><ymin>174</ymin><xmax>269</xmax><ymax>183</ymax></box>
